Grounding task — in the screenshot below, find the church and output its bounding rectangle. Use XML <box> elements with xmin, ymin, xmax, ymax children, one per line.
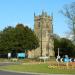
<box><xmin>28</xmin><ymin>11</ymin><xmax>55</xmax><ymax>58</ymax></box>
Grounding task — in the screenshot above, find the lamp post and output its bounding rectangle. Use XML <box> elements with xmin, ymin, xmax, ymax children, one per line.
<box><xmin>58</xmin><ymin>48</ymin><xmax>59</xmax><ymax>56</ymax></box>
<box><xmin>57</xmin><ymin>48</ymin><xmax>60</xmax><ymax>59</ymax></box>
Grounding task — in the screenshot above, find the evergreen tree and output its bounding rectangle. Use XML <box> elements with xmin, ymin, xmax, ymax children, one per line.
<box><xmin>0</xmin><ymin>24</ymin><xmax>39</xmax><ymax>54</ymax></box>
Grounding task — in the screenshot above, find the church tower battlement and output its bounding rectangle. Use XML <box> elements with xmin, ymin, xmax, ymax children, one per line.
<box><xmin>34</xmin><ymin>11</ymin><xmax>55</xmax><ymax>57</ymax></box>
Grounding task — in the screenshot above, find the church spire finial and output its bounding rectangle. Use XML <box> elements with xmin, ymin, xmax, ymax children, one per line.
<box><xmin>51</xmin><ymin>12</ymin><xmax>53</xmax><ymax>20</ymax></box>
<box><xmin>51</xmin><ymin>12</ymin><xmax>53</xmax><ymax>33</ymax></box>
<box><xmin>34</xmin><ymin>12</ymin><xmax>35</xmax><ymax>17</ymax></box>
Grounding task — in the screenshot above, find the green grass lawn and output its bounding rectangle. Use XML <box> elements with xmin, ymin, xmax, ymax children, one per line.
<box><xmin>0</xmin><ymin>63</ymin><xmax>75</xmax><ymax>74</ymax></box>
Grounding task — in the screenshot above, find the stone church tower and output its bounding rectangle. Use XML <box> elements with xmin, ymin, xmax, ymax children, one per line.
<box><xmin>33</xmin><ymin>11</ymin><xmax>55</xmax><ymax>57</ymax></box>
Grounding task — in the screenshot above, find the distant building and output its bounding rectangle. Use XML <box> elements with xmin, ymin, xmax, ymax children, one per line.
<box><xmin>28</xmin><ymin>11</ymin><xmax>55</xmax><ymax>58</ymax></box>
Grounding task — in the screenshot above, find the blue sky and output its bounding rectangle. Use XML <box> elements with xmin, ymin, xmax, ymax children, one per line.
<box><xmin>0</xmin><ymin>0</ymin><xmax>75</xmax><ymax>37</ymax></box>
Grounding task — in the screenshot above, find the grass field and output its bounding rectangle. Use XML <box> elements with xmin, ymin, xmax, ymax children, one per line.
<box><xmin>0</xmin><ymin>63</ymin><xmax>75</xmax><ymax>74</ymax></box>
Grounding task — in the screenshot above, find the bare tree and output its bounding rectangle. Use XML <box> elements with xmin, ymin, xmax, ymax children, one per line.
<box><xmin>61</xmin><ymin>2</ymin><xmax>75</xmax><ymax>44</ymax></box>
